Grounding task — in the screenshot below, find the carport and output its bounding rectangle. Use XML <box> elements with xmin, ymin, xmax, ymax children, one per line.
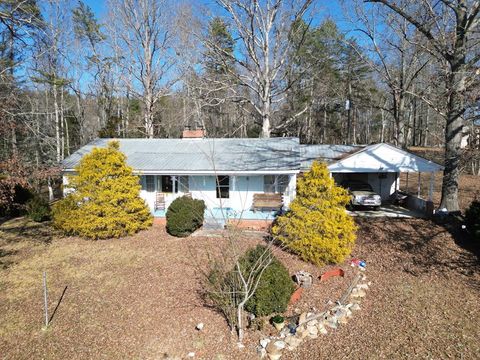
<box><xmin>326</xmin><ymin>143</ymin><xmax>444</xmax><ymax>214</ymax></box>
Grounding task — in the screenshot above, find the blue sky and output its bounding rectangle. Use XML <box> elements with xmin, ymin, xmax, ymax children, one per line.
<box><xmin>82</xmin><ymin>0</ymin><xmax>350</xmax><ymax>31</ymax></box>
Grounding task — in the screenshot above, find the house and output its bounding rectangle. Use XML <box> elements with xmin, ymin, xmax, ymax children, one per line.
<box><xmin>61</xmin><ymin>129</ymin><xmax>443</xmax><ymax>227</ymax></box>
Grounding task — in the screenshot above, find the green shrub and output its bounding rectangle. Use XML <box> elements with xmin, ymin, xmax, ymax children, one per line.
<box><xmin>465</xmin><ymin>199</ymin><xmax>480</xmax><ymax>240</ymax></box>
<box><xmin>26</xmin><ymin>195</ymin><xmax>51</xmax><ymax>222</ymax></box>
<box><xmin>241</xmin><ymin>245</ymin><xmax>295</xmax><ymax>317</ymax></box>
<box><xmin>166</xmin><ymin>196</ymin><xmax>206</xmax><ymax>237</ymax></box>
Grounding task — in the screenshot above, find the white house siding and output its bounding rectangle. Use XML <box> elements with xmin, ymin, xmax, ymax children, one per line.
<box><xmin>137</xmin><ymin>174</ymin><xmax>296</xmax><ymax>214</ymax></box>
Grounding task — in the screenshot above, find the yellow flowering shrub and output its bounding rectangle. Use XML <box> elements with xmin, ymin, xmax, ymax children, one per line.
<box><xmin>53</xmin><ymin>141</ymin><xmax>152</xmax><ymax>239</ymax></box>
<box><xmin>272</xmin><ymin>161</ymin><xmax>356</xmax><ymax>265</ymax></box>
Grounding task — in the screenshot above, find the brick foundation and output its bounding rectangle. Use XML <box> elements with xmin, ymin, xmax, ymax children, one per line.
<box><xmin>153</xmin><ymin>217</ymin><xmax>166</xmax><ymax>226</ymax></box>
<box><xmin>227</xmin><ymin>219</ymin><xmax>273</xmax><ymax>231</ymax></box>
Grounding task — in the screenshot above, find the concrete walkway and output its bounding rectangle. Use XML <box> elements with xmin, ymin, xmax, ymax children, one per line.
<box><xmin>347</xmin><ymin>204</ymin><xmax>425</xmax><ymax>218</ymax></box>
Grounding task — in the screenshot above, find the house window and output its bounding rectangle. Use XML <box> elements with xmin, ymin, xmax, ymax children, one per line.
<box><xmin>145</xmin><ymin>175</ymin><xmax>155</xmax><ymax>192</ymax></box>
<box><xmin>216</xmin><ymin>176</ymin><xmax>229</xmax><ymax>199</ymax></box>
<box><xmin>264</xmin><ymin>175</ymin><xmax>289</xmax><ymax>194</ymax></box>
<box><xmin>178</xmin><ymin>176</ymin><xmax>189</xmax><ymax>193</ymax></box>
<box><xmin>160</xmin><ymin>175</ymin><xmax>178</xmax><ymax>193</ymax></box>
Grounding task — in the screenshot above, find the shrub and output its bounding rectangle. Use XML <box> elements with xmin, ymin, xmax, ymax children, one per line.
<box><xmin>272</xmin><ymin>161</ymin><xmax>357</xmax><ymax>265</ymax></box>
<box><xmin>26</xmin><ymin>195</ymin><xmax>51</xmax><ymax>222</ymax></box>
<box><xmin>242</xmin><ymin>245</ymin><xmax>295</xmax><ymax>317</ymax></box>
<box><xmin>465</xmin><ymin>199</ymin><xmax>480</xmax><ymax>240</ymax></box>
<box><xmin>206</xmin><ymin>245</ymin><xmax>294</xmax><ymax>320</ymax></box>
<box><xmin>52</xmin><ymin>140</ymin><xmax>152</xmax><ymax>239</ymax></box>
<box><xmin>166</xmin><ymin>196</ymin><xmax>206</xmax><ymax>237</ymax></box>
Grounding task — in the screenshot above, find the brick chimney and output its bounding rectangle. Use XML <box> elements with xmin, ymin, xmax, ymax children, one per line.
<box><xmin>182</xmin><ymin>126</ymin><xmax>206</xmax><ymax>139</ymax></box>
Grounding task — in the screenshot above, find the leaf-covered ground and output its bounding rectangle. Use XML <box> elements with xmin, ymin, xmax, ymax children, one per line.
<box><xmin>1</xmin><ymin>215</ymin><xmax>478</xmax><ymax>359</ymax></box>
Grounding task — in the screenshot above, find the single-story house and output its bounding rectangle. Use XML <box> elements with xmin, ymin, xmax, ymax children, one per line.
<box><xmin>61</xmin><ymin>129</ymin><xmax>443</xmax><ymax>226</ymax></box>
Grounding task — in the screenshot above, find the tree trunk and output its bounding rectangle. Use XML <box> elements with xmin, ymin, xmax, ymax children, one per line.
<box><xmin>439</xmin><ymin>65</ymin><xmax>465</xmax><ymax>212</ymax></box>
<box><xmin>53</xmin><ymin>83</ymin><xmax>61</xmax><ymax>162</ymax></box>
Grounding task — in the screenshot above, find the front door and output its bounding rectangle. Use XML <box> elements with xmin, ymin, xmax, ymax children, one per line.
<box><xmin>157</xmin><ymin>175</ymin><xmax>179</xmax><ymax>207</ymax></box>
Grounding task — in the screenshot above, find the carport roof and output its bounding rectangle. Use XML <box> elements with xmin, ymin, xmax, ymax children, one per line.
<box><xmin>327</xmin><ymin>143</ymin><xmax>443</xmax><ymax>173</ymax></box>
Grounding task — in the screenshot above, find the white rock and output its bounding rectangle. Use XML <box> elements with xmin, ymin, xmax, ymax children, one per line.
<box><xmin>351</xmin><ymin>303</ymin><xmax>361</xmax><ymax>311</ymax></box>
<box><xmin>257</xmin><ymin>347</ymin><xmax>267</xmax><ymax>359</ymax></box>
<box><xmin>317</xmin><ymin>323</ymin><xmax>328</xmax><ymax>335</ymax></box>
<box><xmin>284</xmin><ymin>335</ymin><xmax>302</xmax><ymax>350</ymax></box>
<box><xmin>325</xmin><ymin>315</ymin><xmax>338</xmax><ymax>329</ymax></box>
<box><xmin>260</xmin><ymin>339</ymin><xmax>271</xmax><ymax>348</ymax></box>
<box><xmin>307</xmin><ymin>325</ymin><xmax>319</xmax><ymax>338</ymax></box>
<box><xmin>237</xmin><ymin>342</ymin><xmax>245</xmax><ymax>349</ymax></box>
<box><xmin>266</xmin><ymin>340</ymin><xmax>285</xmax><ymax>355</ymax></box>
<box><xmin>187</xmin><ymin>352</ymin><xmax>195</xmax><ymax>358</ymax></box>
<box><xmin>357</xmin><ymin>283</ymin><xmax>369</xmax><ymax>290</ymax></box>
<box><xmin>195</xmin><ymin>323</ymin><xmax>204</xmax><ymax>331</ymax></box>
<box><xmin>299</xmin><ymin>312</ymin><xmax>307</xmax><ymax>325</ymax></box>
<box><xmin>267</xmin><ymin>354</ymin><xmax>282</xmax><ymax>360</ymax></box>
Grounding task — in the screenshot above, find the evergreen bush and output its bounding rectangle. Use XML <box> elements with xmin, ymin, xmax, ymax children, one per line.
<box><xmin>465</xmin><ymin>199</ymin><xmax>480</xmax><ymax>241</ymax></box>
<box><xmin>272</xmin><ymin>161</ymin><xmax>357</xmax><ymax>265</ymax></box>
<box><xmin>166</xmin><ymin>196</ymin><xmax>205</xmax><ymax>237</ymax></box>
<box><xmin>206</xmin><ymin>244</ymin><xmax>294</xmax><ymax>319</ymax></box>
<box><xmin>52</xmin><ymin>141</ymin><xmax>152</xmax><ymax>239</ymax></box>
<box><xmin>242</xmin><ymin>245</ymin><xmax>295</xmax><ymax>317</ymax></box>
<box><xmin>26</xmin><ymin>195</ymin><xmax>51</xmax><ymax>222</ymax></box>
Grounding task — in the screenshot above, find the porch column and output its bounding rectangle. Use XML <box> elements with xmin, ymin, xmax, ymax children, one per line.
<box><xmin>428</xmin><ymin>172</ymin><xmax>434</xmax><ymax>201</ymax></box>
<box><xmin>417</xmin><ymin>172</ymin><xmax>421</xmax><ymax>197</ymax></box>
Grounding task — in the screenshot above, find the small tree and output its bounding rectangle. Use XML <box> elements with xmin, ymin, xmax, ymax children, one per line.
<box><xmin>53</xmin><ymin>141</ymin><xmax>152</xmax><ymax>239</ymax></box>
<box><xmin>272</xmin><ymin>161</ymin><xmax>357</xmax><ymax>265</ymax></box>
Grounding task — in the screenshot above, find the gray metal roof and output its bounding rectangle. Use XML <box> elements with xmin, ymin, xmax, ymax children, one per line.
<box><xmin>299</xmin><ymin>144</ymin><xmax>363</xmax><ymax>169</ymax></box>
<box><xmin>63</xmin><ymin>138</ymin><xmax>439</xmax><ymax>174</ymax></box>
<box><xmin>62</xmin><ymin>138</ymin><xmax>303</xmax><ymax>173</ymax></box>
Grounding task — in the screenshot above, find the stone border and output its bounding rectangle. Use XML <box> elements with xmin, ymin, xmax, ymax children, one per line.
<box><xmin>258</xmin><ymin>270</ymin><xmax>371</xmax><ymax>359</ymax></box>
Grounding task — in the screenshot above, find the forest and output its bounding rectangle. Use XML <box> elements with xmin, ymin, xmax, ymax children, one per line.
<box><xmin>0</xmin><ymin>0</ymin><xmax>479</xmax><ymax>212</ymax></box>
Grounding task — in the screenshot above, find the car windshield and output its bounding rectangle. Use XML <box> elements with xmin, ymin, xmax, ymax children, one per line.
<box><xmin>345</xmin><ymin>182</ymin><xmax>373</xmax><ymax>191</ymax></box>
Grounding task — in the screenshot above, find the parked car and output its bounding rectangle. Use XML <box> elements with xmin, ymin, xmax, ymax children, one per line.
<box><xmin>340</xmin><ymin>180</ymin><xmax>381</xmax><ymax>210</ymax></box>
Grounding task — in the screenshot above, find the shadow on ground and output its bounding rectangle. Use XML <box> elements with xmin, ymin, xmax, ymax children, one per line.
<box><xmin>357</xmin><ymin>217</ymin><xmax>480</xmax><ymax>290</ymax></box>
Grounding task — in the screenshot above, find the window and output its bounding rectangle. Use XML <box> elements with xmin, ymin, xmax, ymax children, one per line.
<box><xmin>216</xmin><ymin>176</ymin><xmax>229</xmax><ymax>199</ymax></box>
<box><xmin>178</xmin><ymin>176</ymin><xmax>189</xmax><ymax>193</ymax></box>
<box><xmin>145</xmin><ymin>175</ymin><xmax>155</xmax><ymax>192</ymax></box>
<box><xmin>264</xmin><ymin>175</ymin><xmax>289</xmax><ymax>194</ymax></box>
<box><xmin>160</xmin><ymin>175</ymin><xmax>178</xmax><ymax>193</ymax></box>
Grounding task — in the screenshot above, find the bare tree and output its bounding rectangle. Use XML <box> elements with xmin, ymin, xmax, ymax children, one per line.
<box><xmin>349</xmin><ymin>2</ymin><xmax>431</xmax><ymax>148</ymax></box>
<box><xmin>365</xmin><ymin>0</ymin><xmax>480</xmax><ymax>211</ymax></box>
<box><xmin>107</xmin><ymin>0</ymin><xmax>177</xmax><ymax>138</ymax></box>
<box><xmin>207</xmin><ymin>0</ymin><xmax>315</xmax><ymax>138</ymax></box>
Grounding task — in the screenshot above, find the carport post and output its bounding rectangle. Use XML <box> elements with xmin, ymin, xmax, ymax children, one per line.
<box><xmin>428</xmin><ymin>172</ymin><xmax>434</xmax><ymax>201</ymax></box>
<box><xmin>417</xmin><ymin>172</ymin><xmax>421</xmax><ymax>197</ymax></box>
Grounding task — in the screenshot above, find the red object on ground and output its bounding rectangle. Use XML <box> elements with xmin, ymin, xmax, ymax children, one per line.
<box><xmin>320</xmin><ymin>268</ymin><xmax>345</xmax><ymax>282</ymax></box>
<box><xmin>289</xmin><ymin>287</ymin><xmax>304</xmax><ymax>305</ymax></box>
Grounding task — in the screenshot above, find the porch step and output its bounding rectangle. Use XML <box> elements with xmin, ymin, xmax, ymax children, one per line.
<box><xmin>203</xmin><ymin>217</ymin><xmax>225</xmax><ymax>230</ymax></box>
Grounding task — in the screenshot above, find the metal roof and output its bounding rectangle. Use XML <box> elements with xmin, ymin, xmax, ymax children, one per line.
<box><xmin>299</xmin><ymin>144</ymin><xmax>363</xmax><ymax>169</ymax></box>
<box><xmin>62</xmin><ymin>138</ymin><xmax>443</xmax><ymax>174</ymax></box>
<box><xmin>327</xmin><ymin>143</ymin><xmax>444</xmax><ymax>173</ymax></box>
<box><xmin>62</xmin><ymin>138</ymin><xmax>302</xmax><ymax>173</ymax></box>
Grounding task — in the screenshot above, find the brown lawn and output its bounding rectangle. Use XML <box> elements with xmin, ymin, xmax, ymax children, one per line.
<box><xmin>1</xmin><ymin>218</ymin><xmax>479</xmax><ymax>359</ymax></box>
<box><xmin>0</xmin><ymin>175</ymin><xmax>479</xmax><ymax>359</ymax></box>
